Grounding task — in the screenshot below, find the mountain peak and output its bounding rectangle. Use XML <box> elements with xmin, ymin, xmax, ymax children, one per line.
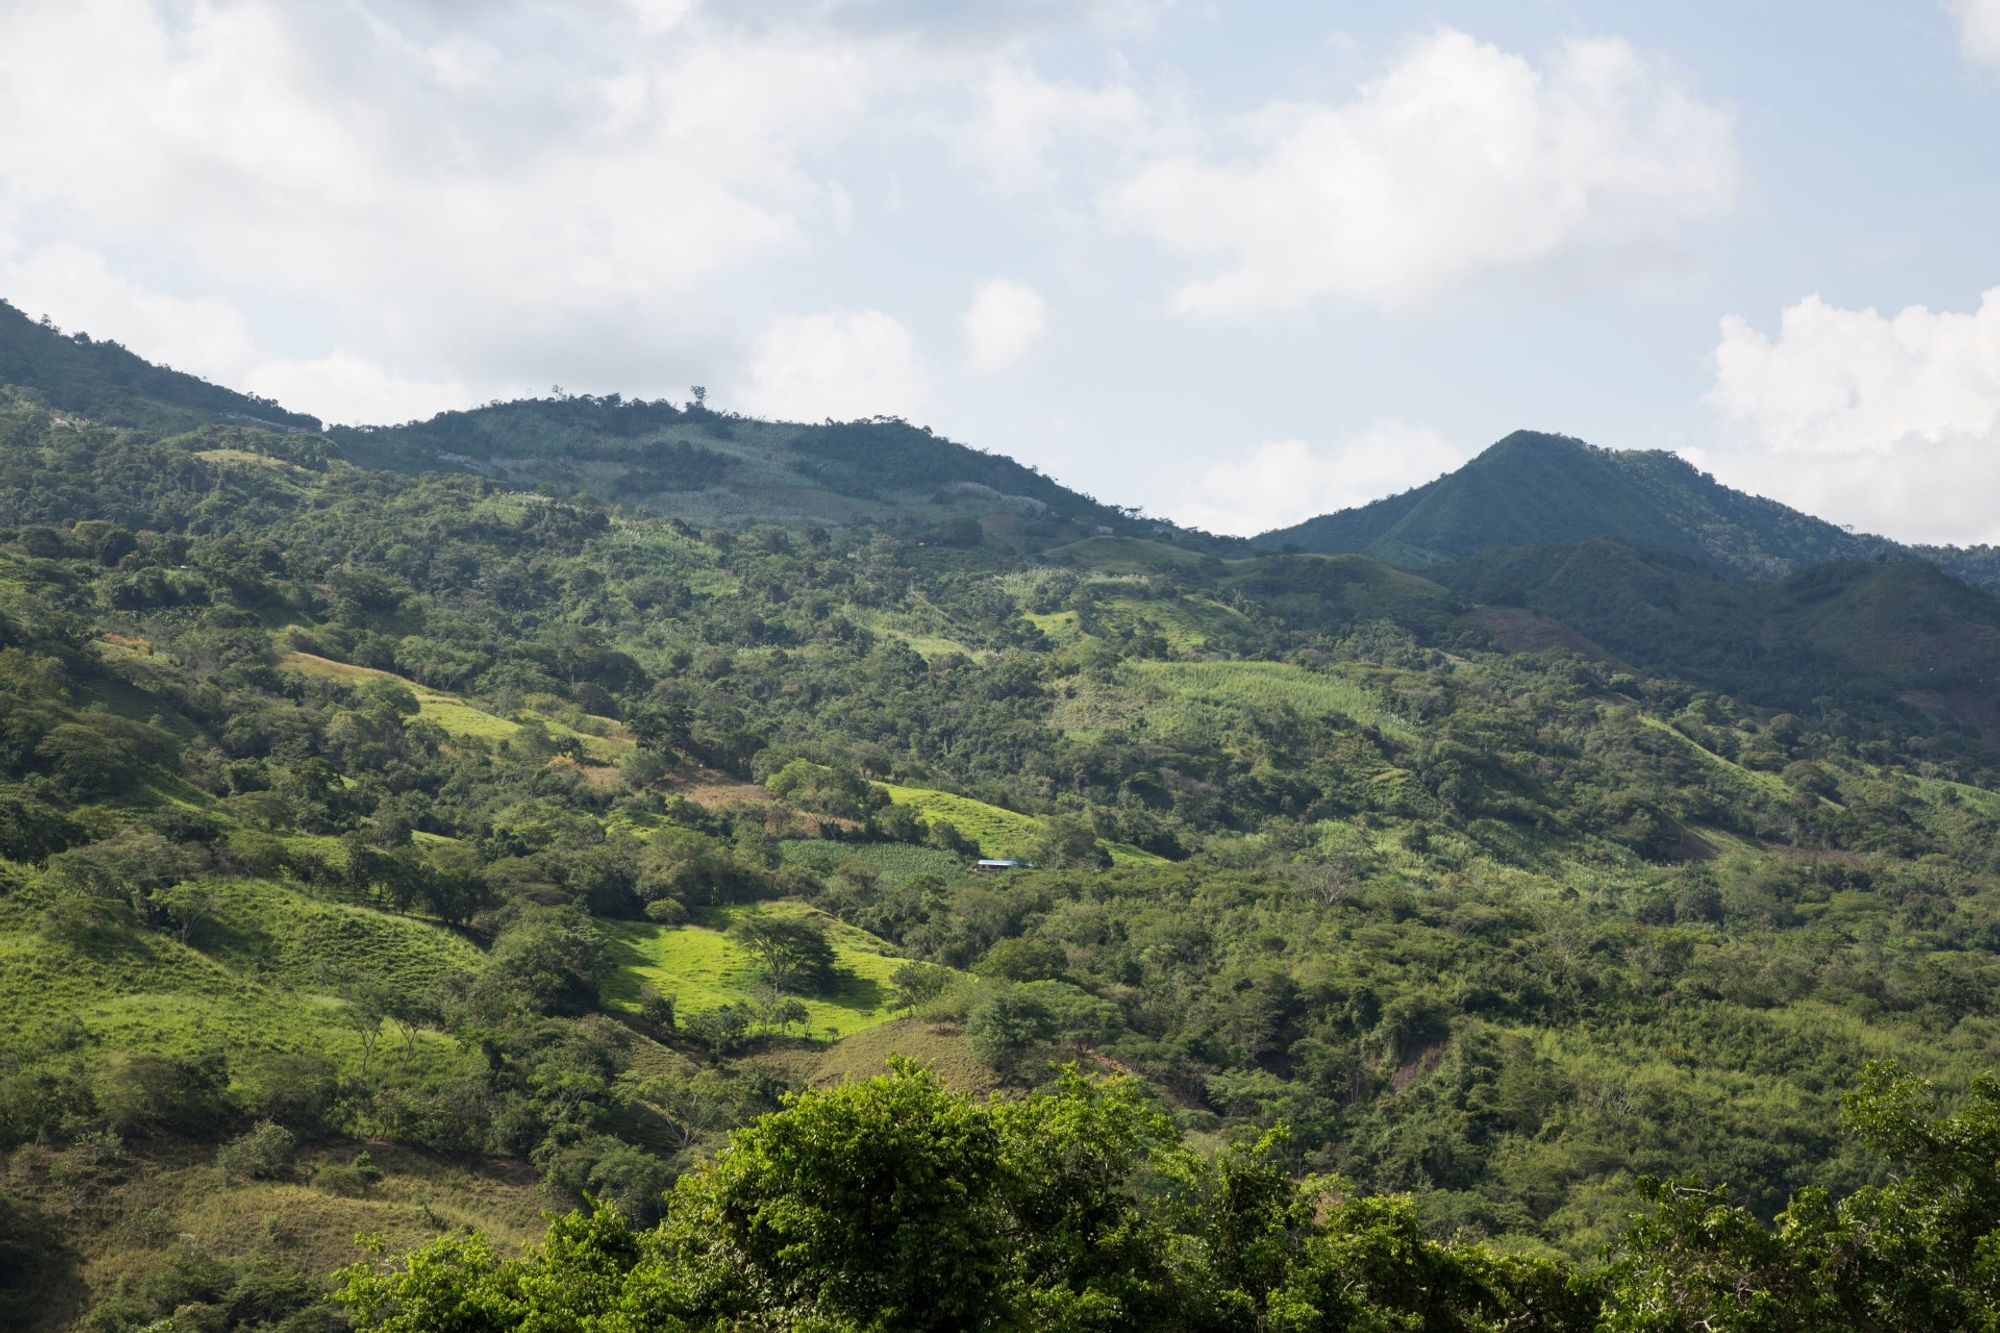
<box><xmin>1253</xmin><ymin>428</ymin><xmax>1882</xmax><ymax>578</ymax></box>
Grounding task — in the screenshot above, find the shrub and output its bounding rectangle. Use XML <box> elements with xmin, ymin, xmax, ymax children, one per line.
<box><xmin>642</xmin><ymin>896</ymin><xmax>687</xmax><ymax>925</ymax></box>
<box><xmin>100</xmin><ymin>1051</ymin><xmax>230</xmax><ymax>1138</ymax></box>
<box><xmin>639</xmin><ymin>986</ymin><xmax>677</xmax><ymax>1032</ymax></box>
<box><xmin>216</xmin><ymin>1120</ymin><xmax>297</xmax><ymax>1181</ymax></box>
<box><xmin>311</xmin><ymin>1151</ymin><xmax>384</xmax><ymax>1197</ymax></box>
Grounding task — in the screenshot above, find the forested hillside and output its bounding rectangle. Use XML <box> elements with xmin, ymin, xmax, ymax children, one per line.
<box><xmin>2</xmin><ymin>304</ymin><xmax>1998</xmax><ymax>1330</ymax></box>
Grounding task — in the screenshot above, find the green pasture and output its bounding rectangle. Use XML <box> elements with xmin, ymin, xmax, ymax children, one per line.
<box><xmin>600</xmin><ymin>900</ymin><xmax>918</xmax><ymax>1040</ymax></box>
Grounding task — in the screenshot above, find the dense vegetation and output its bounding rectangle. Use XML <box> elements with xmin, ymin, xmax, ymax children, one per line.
<box><xmin>0</xmin><ymin>305</ymin><xmax>1996</xmax><ymax>1329</ymax></box>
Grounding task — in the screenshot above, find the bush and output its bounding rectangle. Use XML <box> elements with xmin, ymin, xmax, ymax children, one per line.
<box><xmin>216</xmin><ymin>1120</ymin><xmax>297</xmax><ymax>1181</ymax></box>
<box><xmin>100</xmin><ymin>1051</ymin><xmax>231</xmax><ymax>1138</ymax></box>
<box><xmin>639</xmin><ymin>986</ymin><xmax>677</xmax><ymax>1032</ymax></box>
<box><xmin>311</xmin><ymin>1151</ymin><xmax>384</xmax><ymax>1197</ymax></box>
<box><xmin>642</xmin><ymin>896</ymin><xmax>687</xmax><ymax>925</ymax></box>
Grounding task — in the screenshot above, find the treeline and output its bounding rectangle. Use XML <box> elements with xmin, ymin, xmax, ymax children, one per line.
<box><xmin>335</xmin><ymin>1059</ymin><xmax>1999</xmax><ymax>1332</ymax></box>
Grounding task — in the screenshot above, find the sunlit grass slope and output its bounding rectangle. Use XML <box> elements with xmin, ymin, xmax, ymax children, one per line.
<box><xmin>277</xmin><ymin>650</ymin><xmax>631</xmax><ymax>760</ymax></box>
<box><xmin>874</xmin><ymin>782</ymin><xmax>1166</xmax><ymax>864</ymax></box>
<box><xmin>600</xmin><ymin>901</ymin><xmax>920</xmax><ymax>1040</ymax></box>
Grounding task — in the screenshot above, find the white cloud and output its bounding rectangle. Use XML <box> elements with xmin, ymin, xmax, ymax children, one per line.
<box><xmin>244</xmin><ymin>354</ymin><xmax>475</xmax><ymax>428</ymax></box>
<box><xmin>1950</xmin><ymin>0</ymin><xmax>2000</xmax><ymax>66</ymax></box>
<box><xmin>959</xmin><ymin>65</ymin><xmax>1154</xmax><ymax>194</ymax></box>
<box><xmin>0</xmin><ymin>0</ymin><xmax>975</xmax><ymax>421</ymax></box>
<box><xmin>1103</xmin><ymin>30</ymin><xmax>1738</xmax><ymax>315</ymax></box>
<box><xmin>733</xmin><ymin>310</ymin><xmax>929</xmax><ymax>422</ymax></box>
<box><xmin>1705</xmin><ymin>289</ymin><xmax>2000</xmax><ymax>545</ymax></box>
<box><xmin>961</xmin><ymin>279</ymin><xmax>1048</xmax><ymax>372</ymax></box>
<box><xmin>1165</xmin><ymin>423</ymin><xmax>1468</xmax><ymax>536</ymax></box>
<box><xmin>0</xmin><ymin>242</ymin><xmax>256</xmax><ymax>383</ymax></box>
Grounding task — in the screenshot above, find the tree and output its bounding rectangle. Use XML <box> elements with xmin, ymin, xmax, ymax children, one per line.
<box><xmin>342</xmin><ymin>985</ymin><xmax>393</xmax><ymax>1079</ymax></box>
<box><xmin>151</xmin><ymin>880</ymin><xmax>222</xmax><ymax>946</ymax></box>
<box><xmin>638</xmin><ymin>985</ymin><xmax>677</xmax><ymax>1032</ymax></box>
<box><xmin>1033</xmin><ymin>814</ymin><xmax>1108</xmax><ymax>870</ymax></box>
<box><xmin>729</xmin><ymin>912</ymin><xmax>838</xmax><ymax>995</ymax></box>
<box><xmin>890</xmin><ymin>961</ymin><xmax>954</xmax><ymax>1011</ymax></box>
<box><xmin>1600</xmin><ymin>1061</ymin><xmax>2000</xmax><ymax>1331</ymax></box>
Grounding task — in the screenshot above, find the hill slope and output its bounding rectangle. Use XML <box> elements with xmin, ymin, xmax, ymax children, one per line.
<box><xmin>1255</xmin><ymin>430</ymin><xmax>1891</xmax><ymax>578</ymax></box>
<box><xmin>0</xmin><ymin>299</ymin><xmax>319</xmax><ymax>433</ymax></box>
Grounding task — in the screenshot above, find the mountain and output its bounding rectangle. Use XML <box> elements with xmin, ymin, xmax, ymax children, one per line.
<box><xmin>1254</xmin><ymin>429</ymin><xmax>1894</xmax><ymax>578</ymax></box>
<box><xmin>329</xmin><ymin>396</ymin><xmax>1214</xmax><ymax>555</ymax></box>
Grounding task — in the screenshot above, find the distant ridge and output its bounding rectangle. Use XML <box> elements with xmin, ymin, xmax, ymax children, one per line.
<box><xmin>1253</xmin><ymin>430</ymin><xmax>1889</xmax><ymax>578</ymax></box>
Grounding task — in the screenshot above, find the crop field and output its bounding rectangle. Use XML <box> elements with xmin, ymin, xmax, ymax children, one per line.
<box><xmin>1124</xmin><ymin>659</ymin><xmax>1416</xmax><ymax>741</ymax></box>
<box><xmin>600</xmin><ymin>900</ymin><xmax>916</xmax><ymax>1040</ymax></box>
<box><xmin>776</xmin><ymin>839</ymin><xmax>968</xmax><ymax>887</ymax></box>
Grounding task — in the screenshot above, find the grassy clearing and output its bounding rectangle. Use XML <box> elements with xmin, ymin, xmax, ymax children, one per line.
<box><xmin>195</xmin><ymin>879</ymin><xmax>484</xmax><ymax>994</ymax></box>
<box><xmin>758</xmin><ymin>1018</ymin><xmax>998</xmax><ymax>1093</ymax></box>
<box><xmin>1125</xmin><ymin>659</ymin><xmax>1416</xmax><ymax>742</ymax></box>
<box><xmin>599</xmin><ymin>901</ymin><xmax>915</xmax><ymax>1041</ymax></box>
<box><xmin>877</xmin><ymin>783</ymin><xmax>1044</xmax><ymax>860</ymax></box>
<box><xmin>874</xmin><ymin>783</ymin><xmax>1167</xmax><ymax>865</ymax></box>
<box><xmin>0</xmin><ymin>923</ymin><xmax>468</xmax><ymax>1085</ymax></box>
<box><xmin>776</xmin><ymin>839</ymin><xmax>968</xmax><ymax>887</ymax></box>
<box><xmin>1025</xmin><ymin>609</ymin><xmax>1082</xmax><ymax>641</ymax></box>
<box><xmin>1099</xmin><ymin>595</ymin><xmax>1251</xmax><ymax>653</ymax></box>
<box><xmin>277</xmin><ymin>650</ymin><xmax>629</xmax><ymax>760</ymax></box>
<box><xmin>8</xmin><ymin>1138</ymin><xmax>551</xmax><ymax>1333</ymax></box>
<box><xmin>1635</xmin><ymin>714</ymin><xmax>1798</xmax><ymax>803</ymax></box>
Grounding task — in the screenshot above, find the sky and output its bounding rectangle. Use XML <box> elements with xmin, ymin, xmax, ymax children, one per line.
<box><xmin>2</xmin><ymin>1</ymin><xmax>1999</xmax><ymax>545</ymax></box>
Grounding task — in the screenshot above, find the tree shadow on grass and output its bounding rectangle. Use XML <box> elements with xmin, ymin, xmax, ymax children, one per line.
<box><xmin>0</xmin><ymin>1192</ymin><xmax>83</xmax><ymax>1331</ymax></box>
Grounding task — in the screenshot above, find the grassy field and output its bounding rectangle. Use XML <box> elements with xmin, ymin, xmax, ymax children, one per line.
<box><xmin>1125</xmin><ymin>659</ymin><xmax>1416</xmax><ymax>742</ymax></box>
<box><xmin>194</xmin><ymin>879</ymin><xmax>484</xmax><ymax>993</ymax></box>
<box><xmin>876</xmin><ymin>783</ymin><xmax>1046</xmax><ymax>861</ymax></box>
<box><xmin>7</xmin><ymin>1136</ymin><xmax>552</xmax><ymax>1333</ymax></box>
<box><xmin>1024</xmin><ymin>609</ymin><xmax>1082</xmax><ymax>641</ymax></box>
<box><xmin>277</xmin><ymin>650</ymin><xmax>630</xmax><ymax>761</ymax></box>
<box><xmin>776</xmin><ymin>839</ymin><xmax>969</xmax><ymax>887</ymax></box>
<box><xmin>599</xmin><ymin>901</ymin><xmax>916</xmax><ymax>1040</ymax></box>
<box><xmin>744</xmin><ymin>1018</ymin><xmax>999</xmax><ymax>1094</ymax></box>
